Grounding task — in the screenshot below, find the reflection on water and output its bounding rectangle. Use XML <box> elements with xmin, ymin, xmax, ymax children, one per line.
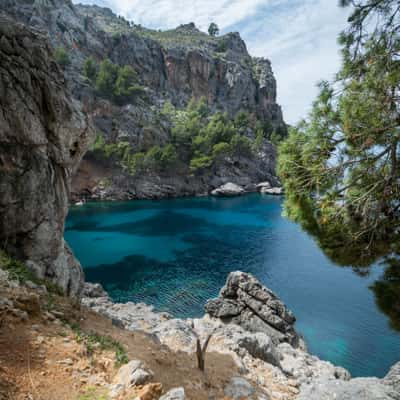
<box><xmin>66</xmin><ymin>194</ymin><xmax>400</xmax><ymax>377</ymax></box>
<box><xmin>370</xmin><ymin>257</ymin><xmax>400</xmax><ymax>332</ymax></box>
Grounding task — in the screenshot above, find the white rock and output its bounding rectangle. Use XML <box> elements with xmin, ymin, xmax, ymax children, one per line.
<box><xmin>159</xmin><ymin>387</ymin><xmax>185</xmax><ymax>400</ymax></box>
<box><xmin>211</xmin><ymin>182</ymin><xmax>245</xmax><ymax>197</ymax></box>
<box><xmin>224</xmin><ymin>377</ymin><xmax>255</xmax><ymax>399</ymax></box>
<box><xmin>256</xmin><ymin>182</ymin><xmax>271</xmax><ymax>190</ymax></box>
<box><xmin>260</xmin><ymin>187</ymin><xmax>283</xmax><ymax>195</ymax></box>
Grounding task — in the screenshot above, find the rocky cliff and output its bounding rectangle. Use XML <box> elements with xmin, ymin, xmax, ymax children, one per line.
<box><xmin>0</xmin><ymin>13</ymin><xmax>92</xmax><ymax>295</ymax></box>
<box><xmin>0</xmin><ymin>0</ymin><xmax>286</xmax><ymax>200</ymax></box>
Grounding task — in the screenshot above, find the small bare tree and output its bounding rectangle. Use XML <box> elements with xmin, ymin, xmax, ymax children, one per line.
<box><xmin>191</xmin><ymin>322</ymin><xmax>216</xmax><ymax>371</ymax></box>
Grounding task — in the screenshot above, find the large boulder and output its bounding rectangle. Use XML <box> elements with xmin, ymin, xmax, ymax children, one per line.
<box><xmin>211</xmin><ymin>182</ymin><xmax>245</xmax><ymax>197</ymax></box>
<box><xmin>205</xmin><ymin>271</ymin><xmax>302</xmax><ymax>347</ymax></box>
<box><xmin>0</xmin><ymin>14</ymin><xmax>93</xmax><ymax>296</ymax></box>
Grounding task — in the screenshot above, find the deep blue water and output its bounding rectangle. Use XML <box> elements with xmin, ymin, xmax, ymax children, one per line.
<box><xmin>65</xmin><ymin>194</ymin><xmax>400</xmax><ymax>378</ymax></box>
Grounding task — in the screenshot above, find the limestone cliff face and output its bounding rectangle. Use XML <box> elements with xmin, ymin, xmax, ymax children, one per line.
<box><xmin>0</xmin><ymin>14</ymin><xmax>93</xmax><ymax>295</ymax></box>
<box><xmin>1</xmin><ymin>0</ymin><xmax>285</xmax><ymax>200</ymax></box>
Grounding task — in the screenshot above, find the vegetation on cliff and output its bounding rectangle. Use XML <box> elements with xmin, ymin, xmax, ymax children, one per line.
<box><xmin>92</xmin><ymin>97</ymin><xmax>284</xmax><ymax>176</ymax></box>
<box><xmin>84</xmin><ymin>58</ymin><xmax>145</xmax><ymax>105</ymax></box>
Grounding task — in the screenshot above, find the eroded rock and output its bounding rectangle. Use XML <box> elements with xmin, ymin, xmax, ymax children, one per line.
<box><xmin>205</xmin><ymin>271</ymin><xmax>301</xmax><ymax>347</ymax></box>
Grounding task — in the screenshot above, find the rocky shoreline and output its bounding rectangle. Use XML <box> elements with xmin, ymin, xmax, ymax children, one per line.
<box><xmin>82</xmin><ymin>272</ymin><xmax>400</xmax><ymax>400</ymax></box>
<box><xmin>72</xmin><ymin>180</ymin><xmax>284</xmax><ymax>203</ymax></box>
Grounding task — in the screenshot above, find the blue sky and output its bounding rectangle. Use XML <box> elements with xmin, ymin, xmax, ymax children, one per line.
<box><xmin>74</xmin><ymin>0</ymin><xmax>350</xmax><ymax>124</ymax></box>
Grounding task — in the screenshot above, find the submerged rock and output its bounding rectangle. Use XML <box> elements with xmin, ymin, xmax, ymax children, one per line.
<box><xmin>211</xmin><ymin>182</ymin><xmax>245</xmax><ymax>197</ymax></box>
<box><xmin>205</xmin><ymin>271</ymin><xmax>302</xmax><ymax>347</ymax></box>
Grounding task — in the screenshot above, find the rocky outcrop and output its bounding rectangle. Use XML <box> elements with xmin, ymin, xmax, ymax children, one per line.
<box><xmin>205</xmin><ymin>271</ymin><xmax>302</xmax><ymax>347</ymax></box>
<box><xmin>0</xmin><ymin>14</ymin><xmax>93</xmax><ymax>295</ymax></box>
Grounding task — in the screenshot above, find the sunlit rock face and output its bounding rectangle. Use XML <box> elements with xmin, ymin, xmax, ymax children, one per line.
<box><xmin>0</xmin><ymin>14</ymin><xmax>93</xmax><ymax>295</ymax></box>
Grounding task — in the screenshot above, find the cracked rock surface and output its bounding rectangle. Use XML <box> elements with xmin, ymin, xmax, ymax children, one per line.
<box><xmin>0</xmin><ymin>14</ymin><xmax>93</xmax><ymax>295</ymax></box>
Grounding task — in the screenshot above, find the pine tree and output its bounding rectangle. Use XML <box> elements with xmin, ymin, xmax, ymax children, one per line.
<box><xmin>208</xmin><ymin>22</ymin><xmax>219</xmax><ymax>36</ymax></box>
<box><xmin>278</xmin><ymin>0</ymin><xmax>400</xmax><ymax>265</ymax></box>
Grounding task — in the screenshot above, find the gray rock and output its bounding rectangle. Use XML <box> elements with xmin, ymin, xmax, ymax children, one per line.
<box><xmin>83</xmin><ymin>282</ymin><xmax>109</xmax><ymax>299</ymax></box>
<box><xmin>224</xmin><ymin>377</ymin><xmax>255</xmax><ymax>400</ymax></box>
<box><xmin>205</xmin><ymin>271</ymin><xmax>301</xmax><ymax>347</ymax></box>
<box><xmin>383</xmin><ymin>362</ymin><xmax>400</xmax><ymax>393</ymax></box>
<box><xmin>298</xmin><ymin>377</ymin><xmax>400</xmax><ymax>400</ymax></box>
<box><xmin>0</xmin><ymin>14</ymin><xmax>93</xmax><ymax>296</ymax></box>
<box><xmin>113</xmin><ymin>359</ymin><xmax>153</xmax><ymax>388</ymax></box>
<box><xmin>211</xmin><ymin>183</ymin><xmax>245</xmax><ymax>197</ymax></box>
<box><xmin>108</xmin><ymin>383</ymin><xmax>124</xmax><ymax>399</ymax></box>
<box><xmin>159</xmin><ymin>387</ymin><xmax>185</xmax><ymax>400</ymax></box>
<box><xmin>236</xmin><ymin>332</ymin><xmax>281</xmax><ymax>367</ymax></box>
<box><xmin>81</xmin><ymin>296</ymin><xmax>171</xmax><ymax>332</ymax></box>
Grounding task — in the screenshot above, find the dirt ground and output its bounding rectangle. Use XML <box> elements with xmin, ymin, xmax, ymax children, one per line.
<box><xmin>0</xmin><ymin>284</ymin><xmax>238</xmax><ymax>400</ymax></box>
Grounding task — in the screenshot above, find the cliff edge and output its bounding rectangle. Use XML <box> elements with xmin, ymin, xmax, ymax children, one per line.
<box><xmin>0</xmin><ymin>14</ymin><xmax>93</xmax><ymax>295</ymax></box>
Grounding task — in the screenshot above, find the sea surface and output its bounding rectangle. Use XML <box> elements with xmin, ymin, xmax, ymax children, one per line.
<box><xmin>65</xmin><ymin>194</ymin><xmax>400</xmax><ymax>377</ymax></box>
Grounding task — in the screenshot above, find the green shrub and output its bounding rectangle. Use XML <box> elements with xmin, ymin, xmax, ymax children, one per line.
<box><xmin>190</xmin><ymin>155</ymin><xmax>213</xmax><ymax>172</ymax></box>
<box><xmin>0</xmin><ymin>250</ymin><xmax>36</xmax><ymax>283</ymax></box>
<box><xmin>216</xmin><ymin>40</ymin><xmax>227</xmax><ymax>53</ymax></box>
<box><xmin>54</xmin><ymin>47</ymin><xmax>70</xmax><ymax>67</ymax></box>
<box><xmin>0</xmin><ymin>250</ymin><xmax>62</xmax><ymax>294</ymax></box>
<box><xmin>83</xmin><ymin>57</ymin><xmax>98</xmax><ymax>82</ymax></box>
<box><xmin>230</xmin><ymin>134</ymin><xmax>253</xmax><ymax>157</ymax></box>
<box><xmin>160</xmin><ymin>143</ymin><xmax>178</xmax><ymax>167</ymax></box>
<box><xmin>253</xmin><ymin>129</ymin><xmax>264</xmax><ymax>152</ymax></box>
<box><xmin>94</xmin><ymin>60</ymin><xmax>143</xmax><ymax>104</ymax></box>
<box><xmin>212</xmin><ymin>142</ymin><xmax>230</xmax><ymax>160</ymax></box>
<box><xmin>96</xmin><ymin>59</ymin><xmax>119</xmax><ymax>98</ymax></box>
<box><xmin>160</xmin><ymin>101</ymin><xmax>176</xmax><ymax>117</ymax></box>
<box><xmin>70</xmin><ymin>325</ymin><xmax>128</xmax><ymax>368</ymax></box>
<box><xmin>76</xmin><ymin>386</ymin><xmax>109</xmax><ymax>400</ymax></box>
<box><xmin>234</xmin><ymin>111</ymin><xmax>250</xmax><ymax>131</ymax></box>
<box><xmin>113</xmin><ymin>65</ymin><xmax>139</xmax><ymax>102</ymax></box>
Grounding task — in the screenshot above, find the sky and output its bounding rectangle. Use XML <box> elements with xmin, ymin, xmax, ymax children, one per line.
<box><xmin>74</xmin><ymin>0</ymin><xmax>350</xmax><ymax>124</ymax></box>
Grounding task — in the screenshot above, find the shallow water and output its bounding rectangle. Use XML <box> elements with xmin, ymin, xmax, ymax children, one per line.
<box><xmin>65</xmin><ymin>194</ymin><xmax>400</xmax><ymax>377</ymax></box>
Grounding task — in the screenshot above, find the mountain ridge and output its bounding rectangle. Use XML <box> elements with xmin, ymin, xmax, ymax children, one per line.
<box><xmin>1</xmin><ymin>0</ymin><xmax>286</xmax><ymax>201</ymax></box>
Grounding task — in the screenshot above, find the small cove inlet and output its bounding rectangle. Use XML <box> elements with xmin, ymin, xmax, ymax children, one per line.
<box><xmin>65</xmin><ymin>194</ymin><xmax>400</xmax><ymax>378</ymax></box>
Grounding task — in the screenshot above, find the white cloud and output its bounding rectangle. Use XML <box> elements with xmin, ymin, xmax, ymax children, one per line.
<box><xmin>74</xmin><ymin>0</ymin><xmax>350</xmax><ymax>124</ymax></box>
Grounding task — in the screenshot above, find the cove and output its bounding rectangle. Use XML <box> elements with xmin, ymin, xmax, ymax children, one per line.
<box><xmin>65</xmin><ymin>194</ymin><xmax>400</xmax><ymax>378</ymax></box>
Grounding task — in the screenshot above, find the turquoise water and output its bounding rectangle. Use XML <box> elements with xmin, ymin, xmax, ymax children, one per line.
<box><xmin>65</xmin><ymin>194</ymin><xmax>400</xmax><ymax>377</ymax></box>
